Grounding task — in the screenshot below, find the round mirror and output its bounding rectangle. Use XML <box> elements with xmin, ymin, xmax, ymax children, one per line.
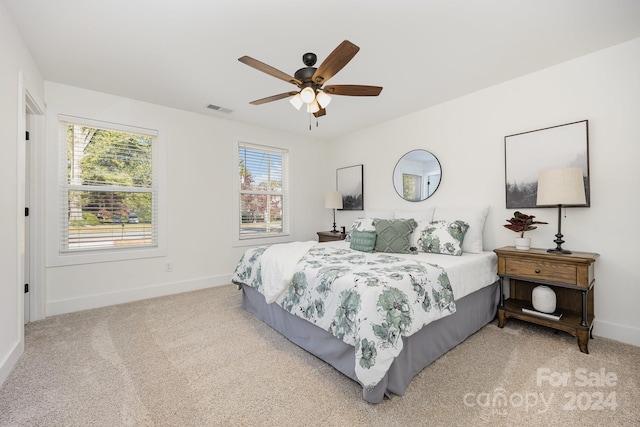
<box><xmin>393</xmin><ymin>150</ymin><xmax>442</xmax><ymax>201</ymax></box>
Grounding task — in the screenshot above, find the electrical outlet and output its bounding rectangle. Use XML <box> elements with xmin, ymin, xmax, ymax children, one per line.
<box><xmin>164</xmin><ymin>262</ymin><xmax>173</xmax><ymax>272</ymax></box>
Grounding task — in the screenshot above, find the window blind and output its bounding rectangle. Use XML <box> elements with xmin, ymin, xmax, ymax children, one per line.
<box><xmin>238</xmin><ymin>142</ymin><xmax>289</xmax><ymax>239</ymax></box>
<box><xmin>59</xmin><ymin>116</ymin><xmax>158</xmax><ymax>252</ymax></box>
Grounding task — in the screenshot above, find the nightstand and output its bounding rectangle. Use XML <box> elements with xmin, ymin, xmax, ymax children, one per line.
<box><xmin>317</xmin><ymin>231</ymin><xmax>346</xmax><ymax>243</ymax></box>
<box><xmin>494</xmin><ymin>246</ymin><xmax>599</xmax><ymax>353</ymax></box>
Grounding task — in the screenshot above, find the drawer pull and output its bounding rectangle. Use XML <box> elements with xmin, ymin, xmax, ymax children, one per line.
<box><xmin>535</xmin><ymin>269</ymin><xmax>541</xmax><ymax>274</ymax></box>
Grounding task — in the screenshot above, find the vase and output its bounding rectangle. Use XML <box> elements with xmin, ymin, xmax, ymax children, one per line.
<box><xmin>514</xmin><ymin>237</ymin><xmax>531</xmax><ymax>250</ymax></box>
<box><xmin>532</xmin><ymin>285</ymin><xmax>557</xmax><ymax>313</ymax></box>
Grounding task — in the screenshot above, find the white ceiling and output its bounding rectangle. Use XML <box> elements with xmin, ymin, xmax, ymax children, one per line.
<box><xmin>5</xmin><ymin>0</ymin><xmax>640</xmax><ymax>140</ymax></box>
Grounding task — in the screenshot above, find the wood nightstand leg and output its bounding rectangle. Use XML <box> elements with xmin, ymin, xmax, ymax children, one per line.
<box><xmin>497</xmin><ymin>309</ymin><xmax>506</xmax><ymax>328</ymax></box>
<box><xmin>577</xmin><ymin>329</ymin><xmax>590</xmax><ymax>354</ymax></box>
<box><xmin>581</xmin><ymin>290</ymin><xmax>588</xmax><ymax>327</ymax></box>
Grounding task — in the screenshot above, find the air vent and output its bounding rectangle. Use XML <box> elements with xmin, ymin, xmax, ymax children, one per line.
<box><xmin>206</xmin><ymin>104</ymin><xmax>233</xmax><ymax>114</ymax></box>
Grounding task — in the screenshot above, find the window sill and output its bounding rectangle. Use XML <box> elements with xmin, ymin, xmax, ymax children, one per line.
<box><xmin>49</xmin><ymin>245</ymin><xmax>168</xmax><ymax>267</ymax></box>
<box><xmin>233</xmin><ymin>234</ymin><xmax>294</xmax><ymax>248</ymax></box>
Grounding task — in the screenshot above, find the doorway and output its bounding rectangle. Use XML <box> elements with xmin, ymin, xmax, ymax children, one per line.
<box><xmin>23</xmin><ymin>91</ymin><xmax>44</xmax><ymax>324</ymax></box>
<box><xmin>24</xmin><ymin>113</ymin><xmax>31</xmax><ymax>323</ymax></box>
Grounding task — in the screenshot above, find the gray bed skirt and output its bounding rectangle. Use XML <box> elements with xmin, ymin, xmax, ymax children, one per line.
<box><xmin>241</xmin><ymin>280</ymin><xmax>499</xmax><ymax>403</ymax></box>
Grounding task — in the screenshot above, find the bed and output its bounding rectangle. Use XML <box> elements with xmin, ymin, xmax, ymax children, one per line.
<box><xmin>231</xmin><ymin>209</ymin><xmax>499</xmax><ymax>403</ymax></box>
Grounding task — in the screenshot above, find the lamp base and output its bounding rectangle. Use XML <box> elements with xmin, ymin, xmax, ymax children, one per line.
<box><xmin>547</xmin><ymin>206</ymin><xmax>573</xmax><ymax>254</ymax></box>
<box><xmin>331</xmin><ymin>222</ymin><xmax>338</xmax><ymax>233</ymax></box>
<box><xmin>547</xmin><ymin>233</ymin><xmax>571</xmax><ymax>254</ymax></box>
<box><xmin>547</xmin><ymin>248</ymin><xmax>572</xmax><ymax>254</ymax></box>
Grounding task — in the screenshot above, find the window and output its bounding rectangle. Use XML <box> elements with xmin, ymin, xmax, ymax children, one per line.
<box><xmin>59</xmin><ymin>116</ymin><xmax>158</xmax><ymax>253</ymax></box>
<box><xmin>238</xmin><ymin>142</ymin><xmax>289</xmax><ymax>240</ymax></box>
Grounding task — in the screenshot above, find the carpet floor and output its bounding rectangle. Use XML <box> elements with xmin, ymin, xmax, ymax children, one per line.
<box><xmin>1</xmin><ymin>284</ymin><xmax>638</xmax><ymax>426</ymax></box>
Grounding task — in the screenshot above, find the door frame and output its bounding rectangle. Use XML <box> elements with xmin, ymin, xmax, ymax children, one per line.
<box><xmin>20</xmin><ymin>79</ymin><xmax>45</xmax><ymax>323</ymax></box>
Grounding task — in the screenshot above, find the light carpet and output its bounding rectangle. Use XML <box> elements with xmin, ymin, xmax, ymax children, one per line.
<box><xmin>1</xmin><ymin>285</ymin><xmax>638</xmax><ymax>426</ymax></box>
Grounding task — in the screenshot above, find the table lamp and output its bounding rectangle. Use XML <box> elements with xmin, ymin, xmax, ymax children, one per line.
<box><xmin>325</xmin><ymin>191</ymin><xmax>343</xmax><ymax>233</ymax></box>
<box><xmin>536</xmin><ymin>167</ymin><xmax>586</xmax><ymax>254</ymax></box>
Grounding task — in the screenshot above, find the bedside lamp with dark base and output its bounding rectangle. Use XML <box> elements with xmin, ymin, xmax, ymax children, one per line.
<box><xmin>536</xmin><ymin>167</ymin><xmax>587</xmax><ymax>254</ymax></box>
<box><xmin>325</xmin><ymin>191</ymin><xmax>343</xmax><ymax>233</ymax></box>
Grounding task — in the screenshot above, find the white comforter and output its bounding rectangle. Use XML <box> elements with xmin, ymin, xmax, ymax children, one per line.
<box><xmin>232</xmin><ymin>242</ymin><xmax>459</xmax><ymax>389</ymax></box>
<box><xmin>260</xmin><ymin>240</ymin><xmax>316</xmax><ymax>303</ymax></box>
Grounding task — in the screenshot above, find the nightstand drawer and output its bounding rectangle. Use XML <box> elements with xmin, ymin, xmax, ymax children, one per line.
<box><xmin>317</xmin><ymin>231</ymin><xmax>346</xmax><ymax>243</ymax></box>
<box><xmin>505</xmin><ymin>258</ymin><xmax>577</xmax><ymax>285</ymax></box>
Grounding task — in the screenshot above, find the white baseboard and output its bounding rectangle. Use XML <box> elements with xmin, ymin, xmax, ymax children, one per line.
<box><xmin>46</xmin><ymin>274</ymin><xmax>232</xmax><ymax>317</ymax></box>
<box><xmin>0</xmin><ymin>338</ymin><xmax>24</xmax><ymax>388</ymax></box>
<box><xmin>593</xmin><ymin>319</ymin><xmax>640</xmax><ymax>347</ymax></box>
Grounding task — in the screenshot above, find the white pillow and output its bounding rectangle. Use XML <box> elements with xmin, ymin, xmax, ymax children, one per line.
<box><xmin>365</xmin><ymin>209</ymin><xmax>394</xmax><ymax>219</ymax></box>
<box><xmin>432</xmin><ymin>206</ymin><xmax>489</xmax><ymax>253</ymax></box>
<box><xmin>394</xmin><ymin>209</ymin><xmax>435</xmax><ymax>222</ymax></box>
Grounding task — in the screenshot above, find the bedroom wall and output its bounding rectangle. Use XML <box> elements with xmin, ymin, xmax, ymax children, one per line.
<box><xmin>42</xmin><ymin>82</ymin><xmax>329</xmax><ymax>315</ymax></box>
<box><xmin>0</xmin><ymin>2</ymin><xmax>45</xmax><ymax>385</ymax></box>
<box><xmin>326</xmin><ymin>37</ymin><xmax>640</xmax><ymax>347</ymax></box>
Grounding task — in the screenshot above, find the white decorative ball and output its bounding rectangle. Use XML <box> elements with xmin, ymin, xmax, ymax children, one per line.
<box><xmin>532</xmin><ymin>285</ymin><xmax>556</xmax><ymax>313</ymax></box>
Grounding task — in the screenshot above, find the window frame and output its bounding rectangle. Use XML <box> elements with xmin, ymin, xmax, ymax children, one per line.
<box><xmin>233</xmin><ymin>140</ymin><xmax>292</xmax><ymax>247</ymax></box>
<box><xmin>49</xmin><ymin>115</ymin><xmax>167</xmax><ymax>266</ymax></box>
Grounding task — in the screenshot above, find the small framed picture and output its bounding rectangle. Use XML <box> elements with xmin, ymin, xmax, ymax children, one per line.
<box><xmin>336</xmin><ymin>164</ymin><xmax>363</xmax><ymax>210</ymax></box>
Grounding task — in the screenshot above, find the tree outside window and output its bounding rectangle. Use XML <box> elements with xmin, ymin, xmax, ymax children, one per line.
<box><xmin>238</xmin><ymin>143</ymin><xmax>288</xmax><ymax>238</ymax></box>
<box><xmin>62</xmin><ymin>120</ymin><xmax>156</xmax><ymax>251</ymax></box>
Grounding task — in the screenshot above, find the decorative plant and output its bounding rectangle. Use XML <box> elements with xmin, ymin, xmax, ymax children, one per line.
<box><xmin>503</xmin><ymin>211</ymin><xmax>547</xmax><ymax>238</ymax></box>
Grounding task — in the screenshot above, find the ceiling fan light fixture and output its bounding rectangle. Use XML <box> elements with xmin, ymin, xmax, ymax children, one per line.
<box><xmin>300</xmin><ymin>86</ymin><xmax>316</xmax><ymax>103</ymax></box>
<box><xmin>316</xmin><ymin>91</ymin><xmax>332</xmax><ymax>109</ymax></box>
<box><xmin>306</xmin><ymin>99</ymin><xmax>320</xmax><ymax>114</ymax></box>
<box><xmin>239</xmin><ymin>40</ymin><xmax>383</xmax><ymax>122</ymax></box>
<box><xmin>289</xmin><ymin>94</ymin><xmax>304</xmax><ymax>110</ymax></box>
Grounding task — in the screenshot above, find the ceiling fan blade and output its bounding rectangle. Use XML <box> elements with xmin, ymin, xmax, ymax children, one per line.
<box><xmin>312</xmin><ymin>40</ymin><xmax>360</xmax><ymax>85</ymax></box>
<box><xmin>323</xmin><ymin>85</ymin><xmax>383</xmax><ymax>96</ymax></box>
<box><xmin>249</xmin><ymin>91</ymin><xmax>299</xmax><ymax>105</ymax></box>
<box><xmin>313</xmin><ymin>108</ymin><xmax>326</xmax><ymax>118</ymax></box>
<box><xmin>238</xmin><ymin>56</ymin><xmax>302</xmax><ymax>86</ymax></box>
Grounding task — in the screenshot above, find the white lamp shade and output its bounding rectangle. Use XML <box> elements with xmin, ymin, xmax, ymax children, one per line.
<box><xmin>536</xmin><ymin>167</ymin><xmax>586</xmax><ymax>206</ymax></box>
<box><xmin>289</xmin><ymin>94</ymin><xmax>304</xmax><ymax>110</ymax></box>
<box><xmin>300</xmin><ymin>86</ymin><xmax>316</xmax><ymax>103</ymax></box>
<box><xmin>316</xmin><ymin>91</ymin><xmax>332</xmax><ymax>109</ymax></box>
<box><xmin>306</xmin><ymin>99</ymin><xmax>320</xmax><ymax>114</ymax></box>
<box><xmin>325</xmin><ymin>191</ymin><xmax>343</xmax><ymax>209</ymax></box>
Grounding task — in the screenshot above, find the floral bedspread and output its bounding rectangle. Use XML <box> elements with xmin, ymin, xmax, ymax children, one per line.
<box><xmin>231</xmin><ymin>244</ymin><xmax>456</xmax><ymax>390</ymax></box>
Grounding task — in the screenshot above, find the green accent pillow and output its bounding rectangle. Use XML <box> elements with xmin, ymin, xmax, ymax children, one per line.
<box><xmin>373</xmin><ymin>219</ymin><xmax>418</xmax><ymax>253</ymax></box>
<box><xmin>418</xmin><ymin>220</ymin><xmax>470</xmax><ymax>256</ymax></box>
<box><xmin>345</xmin><ymin>218</ymin><xmax>376</xmax><ymax>242</ymax></box>
<box><xmin>349</xmin><ymin>230</ymin><xmax>377</xmax><ymax>252</ymax></box>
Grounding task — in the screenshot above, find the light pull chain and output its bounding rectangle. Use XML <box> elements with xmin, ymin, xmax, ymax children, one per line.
<box><xmin>308</xmin><ymin>114</ymin><xmax>320</xmax><ymax>130</ymax></box>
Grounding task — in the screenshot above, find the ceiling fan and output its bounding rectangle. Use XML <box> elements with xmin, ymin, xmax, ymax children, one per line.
<box><xmin>238</xmin><ymin>40</ymin><xmax>382</xmax><ymax>118</ymax></box>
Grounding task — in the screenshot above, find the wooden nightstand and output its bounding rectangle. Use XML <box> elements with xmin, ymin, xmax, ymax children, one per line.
<box><xmin>494</xmin><ymin>246</ymin><xmax>599</xmax><ymax>353</ymax></box>
<box><xmin>317</xmin><ymin>231</ymin><xmax>346</xmax><ymax>243</ymax></box>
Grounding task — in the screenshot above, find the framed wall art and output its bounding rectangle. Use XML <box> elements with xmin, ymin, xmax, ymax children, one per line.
<box><xmin>336</xmin><ymin>164</ymin><xmax>363</xmax><ymax>210</ymax></box>
<box><xmin>504</xmin><ymin>120</ymin><xmax>590</xmax><ymax>209</ymax></box>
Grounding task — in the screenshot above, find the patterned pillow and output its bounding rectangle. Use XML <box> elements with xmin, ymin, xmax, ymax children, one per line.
<box><xmin>418</xmin><ymin>220</ymin><xmax>470</xmax><ymax>256</ymax></box>
<box><xmin>373</xmin><ymin>219</ymin><xmax>418</xmax><ymax>253</ymax></box>
<box><xmin>349</xmin><ymin>230</ymin><xmax>377</xmax><ymax>252</ymax></box>
<box><xmin>345</xmin><ymin>218</ymin><xmax>376</xmax><ymax>242</ymax></box>
<box><xmin>433</xmin><ymin>206</ymin><xmax>488</xmax><ymax>253</ymax></box>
